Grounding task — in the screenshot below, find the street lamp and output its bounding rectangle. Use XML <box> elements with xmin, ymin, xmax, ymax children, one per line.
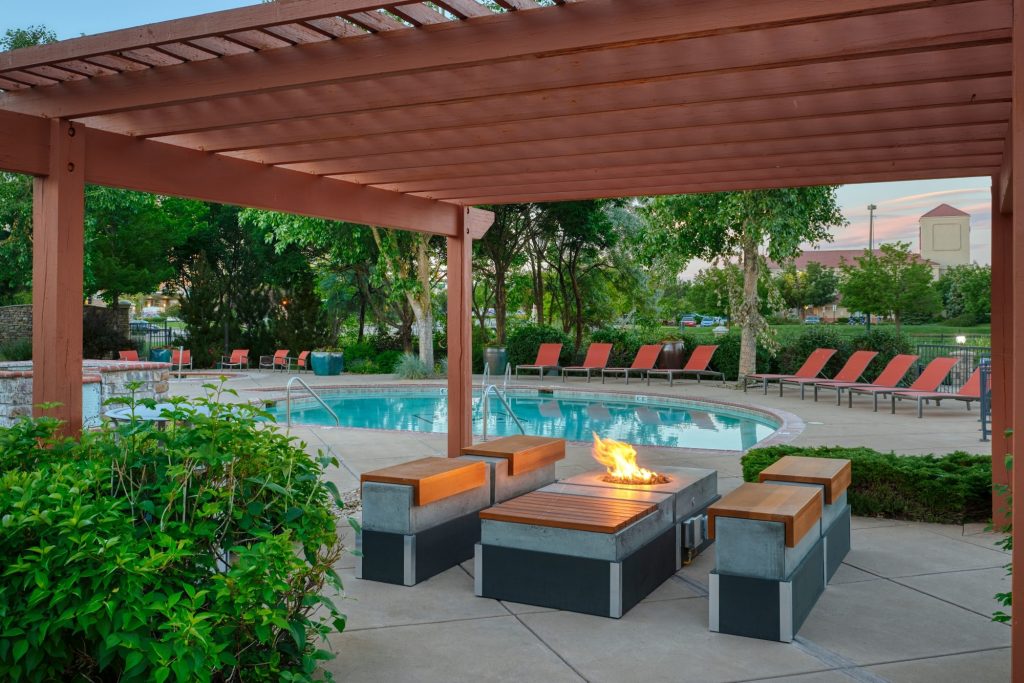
<box><xmin>866</xmin><ymin>204</ymin><xmax>877</xmax><ymax>332</ymax></box>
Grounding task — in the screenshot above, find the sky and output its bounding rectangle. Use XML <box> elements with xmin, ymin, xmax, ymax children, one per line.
<box><xmin>2</xmin><ymin>3</ymin><xmax>997</xmax><ymax>273</ymax></box>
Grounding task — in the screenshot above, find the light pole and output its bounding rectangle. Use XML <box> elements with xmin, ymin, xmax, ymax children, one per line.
<box><xmin>866</xmin><ymin>204</ymin><xmax>877</xmax><ymax>332</ymax></box>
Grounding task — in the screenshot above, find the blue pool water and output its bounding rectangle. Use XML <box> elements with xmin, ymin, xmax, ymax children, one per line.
<box><xmin>272</xmin><ymin>389</ymin><xmax>777</xmax><ymax>451</ymax></box>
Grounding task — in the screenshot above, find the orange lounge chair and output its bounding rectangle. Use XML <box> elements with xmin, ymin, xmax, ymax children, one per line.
<box><xmin>813</xmin><ymin>354</ymin><xmax>919</xmax><ymax>405</ymax></box>
<box><xmin>260</xmin><ymin>349</ymin><xmax>290</xmax><ymax>372</ymax></box>
<box><xmin>891</xmin><ymin>367</ymin><xmax>982</xmax><ymax>418</ymax></box>
<box><xmin>562</xmin><ymin>343</ymin><xmax>613</xmax><ymax>382</ymax></box>
<box><xmin>647</xmin><ymin>344</ymin><xmax>723</xmax><ymax>386</ymax></box>
<box><xmin>295</xmin><ymin>350</ymin><xmax>311</xmax><ymax>372</ymax></box>
<box><xmin>744</xmin><ymin>348</ymin><xmax>837</xmax><ymax>394</ymax></box>
<box><xmin>220</xmin><ymin>349</ymin><xmax>249</xmax><ymax>370</ymax></box>
<box><xmin>846</xmin><ymin>356</ymin><xmax>959</xmax><ymax>411</ymax></box>
<box><xmin>601</xmin><ymin>344</ymin><xmax>662</xmax><ymax>385</ymax></box>
<box><xmin>516</xmin><ymin>343</ymin><xmax>563</xmax><ymax>380</ymax></box>
<box><xmin>118</xmin><ymin>350</ymin><xmax>139</xmax><ymax>362</ymax></box>
<box><xmin>171</xmin><ymin>349</ymin><xmax>192</xmax><ymax>370</ymax></box>
<box><xmin>779</xmin><ymin>350</ymin><xmax>878</xmax><ymax>400</ymax></box>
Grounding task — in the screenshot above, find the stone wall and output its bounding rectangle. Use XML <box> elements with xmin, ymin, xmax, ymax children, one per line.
<box><xmin>0</xmin><ymin>360</ymin><xmax>170</xmax><ymax>427</ymax></box>
<box><xmin>0</xmin><ymin>304</ymin><xmax>130</xmax><ymax>349</ymax></box>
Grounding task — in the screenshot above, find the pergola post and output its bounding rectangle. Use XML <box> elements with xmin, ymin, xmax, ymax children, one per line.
<box><xmin>446</xmin><ymin>208</ymin><xmax>473</xmax><ymax>456</ymax></box>
<box><xmin>1012</xmin><ymin>0</ymin><xmax>1022</xmax><ymax>675</ymax></box>
<box><xmin>32</xmin><ymin>119</ymin><xmax>85</xmax><ymax>434</ymax></box>
<box><xmin>991</xmin><ymin>180</ymin><xmax>1012</xmax><ymax>527</ymax></box>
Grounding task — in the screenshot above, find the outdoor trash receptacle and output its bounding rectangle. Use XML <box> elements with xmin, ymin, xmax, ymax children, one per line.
<box><xmin>311</xmin><ymin>351</ymin><xmax>344</xmax><ymax>376</ymax></box>
<box><xmin>482</xmin><ymin>346</ymin><xmax>507</xmax><ymax>374</ymax></box>
<box><xmin>148</xmin><ymin>348</ymin><xmax>172</xmax><ymax>363</ymax></box>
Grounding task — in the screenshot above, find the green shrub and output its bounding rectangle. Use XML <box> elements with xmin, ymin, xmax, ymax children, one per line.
<box><xmin>707</xmin><ymin>331</ymin><xmax>776</xmax><ymax>381</ymax></box>
<box><xmin>741</xmin><ymin>445</ymin><xmax>991</xmax><ymax>524</ymax></box>
<box><xmin>849</xmin><ymin>328</ymin><xmax>913</xmax><ymax>382</ymax></box>
<box><xmin>394</xmin><ymin>352</ymin><xmax>433</xmax><ymax>379</ymax></box>
<box><xmin>506</xmin><ymin>324</ymin><xmax>573</xmax><ymax>368</ymax></box>
<box><xmin>775</xmin><ymin>327</ymin><xmax>851</xmax><ymax>377</ymax></box>
<box><xmin>346</xmin><ymin>358</ymin><xmax>378</xmax><ymax>374</ymax></box>
<box><xmin>0</xmin><ymin>386</ymin><xmax>349</xmax><ymax>681</ymax></box>
<box><xmin>0</xmin><ymin>338</ymin><xmax>32</xmax><ymax>362</ymax></box>
<box><xmin>374</xmin><ymin>350</ymin><xmax>403</xmax><ymax>374</ymax></box>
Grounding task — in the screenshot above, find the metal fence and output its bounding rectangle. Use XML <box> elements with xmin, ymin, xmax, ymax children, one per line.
<box><xmin>129</xmin><ymin>320</ymin><xmax>182</xmax><ymax>356</ymax></box>
<box><xmin>913</xmin><ymin>343</ymin><xmax>990</xmax><ymax>392</ymax></box>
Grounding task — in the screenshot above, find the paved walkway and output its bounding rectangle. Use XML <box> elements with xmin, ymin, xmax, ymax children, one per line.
<box><xmin>168</xmin><ymin>372</ymin><xmax>1008</xmax><ymax>682</ymax></box>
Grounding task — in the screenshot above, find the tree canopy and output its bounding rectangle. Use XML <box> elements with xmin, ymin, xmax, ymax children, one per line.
<box><xmin>838</xmin><ymin>242</ymin><xmax>942</xmax><ymax>330</ymax></box>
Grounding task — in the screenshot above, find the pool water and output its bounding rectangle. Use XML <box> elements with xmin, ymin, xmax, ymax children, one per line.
<box><xmin>272</xmin><ymin>389</ymin><xmax>777</xmax><ymax>451</ymax></box>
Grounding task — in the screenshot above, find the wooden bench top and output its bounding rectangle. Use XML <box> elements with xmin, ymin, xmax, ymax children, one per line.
<box><xmin>757</xmin><ymin>456</ymin><xmax>852</xmax><ymax>504</ymax></box>
<box><xmin>461</xmin><ymin>435</ymin><xmax>565</xmax><ymax>476</ymax></box>
<box><xmin>708</xmin><ymin>483</ymin><xmax>822</xmax><ymax>547</ymax></box>
<box><xmin>361</xmin><ymin>457</ymin><xmax>487</xmax><ymax>506</ymax></box>
<box><xmin>479</xmin><ymin>490</ymin><xmax>655</xmax><ymax>534</ymax></box>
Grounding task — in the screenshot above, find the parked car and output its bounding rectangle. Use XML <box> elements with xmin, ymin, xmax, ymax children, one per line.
<box><xmin>680</xmin><ymin>315</ymin><xmax>697</xmax><ymax>327</ymax></box>
<box><xmin>130</xmin><ymin>320</ymin><xmax>161</xmax><ymax>334</ymax></box>
<box><xmin>804</xmin><ymin>316</ymin><xmax>821</xmax><ymax>325</ymax></box>
<box><xmin>700</xmin><ymin>318</ymin><xmax>715</xmax><ymax>327</ymax></box>
<box><xmin>848</xmin><ymin>314</ymin><xmax>867</xmax><ymax>325</ymax></box>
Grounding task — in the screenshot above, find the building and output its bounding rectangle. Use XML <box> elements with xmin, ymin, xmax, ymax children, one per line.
<box><xmin>767</xmin><ymin>203</ymin><xmax>971</xmax><ymax>321</ymax></box>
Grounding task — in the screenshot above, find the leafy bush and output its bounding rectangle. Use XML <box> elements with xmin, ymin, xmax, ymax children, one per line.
<box><xmin>506</xmin><ymin>324</ymin><xmax>573</xmax><ymax>368</ymax></box>
<box><xmin>374</xmin><ymin>350</ymin><xmax>402</xmax><ymax>374</ymax></box>
<box><xmin>0</xmin><ymin>386</ymin><xmax>349</xmax><ymax>681</ymax></box>
<box><xmin>741</xmin><ymin>445</ymin><xmax>991</xmax><ymax>524</ymax></box>
<box><xmin>775</xmin><ymin>327</ymin><xmax>851</xmax><ymax>377</ymax></box>
<box><xmin>850</xmin><ymin>328</ymin><xmax>913</xmax><ymax>381</ymax></box>
<box><xmin>0</xmin><ymin>338</ymin><xmax>32</xmax><ymax>361</ymax></box>
<box><xmin>83</xmin><ymin>311</ymin><xmax>135</xmax><ymax>361</ymax></box>
<box><xmin>346</xmin><ymin>358</ymin><xmax>378</xmax><ymax>374</ymax></box>
<box><xmin>394</xmin><ymin>352</ymin><xmax>433</xmax><ymax>379</ymax></box>
<box><xmin>706</xmin><ymin>331</ymin><xmax>776</xmax><ymax>381</ymax></box>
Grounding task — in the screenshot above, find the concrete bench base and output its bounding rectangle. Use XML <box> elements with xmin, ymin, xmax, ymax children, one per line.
<box><xmin>357</xmin><ymin>510</ymin><xmax>480</xmax><ymax>586</ymax></box>
<box><xmin>710</xmin><ymin>535</ymin><xmax>825</xmax><ymax>642</ymax></box>
<box><xmin>475</xmin><ymin>525</ymin><xmax>679</xmax><ymax>618</ymax></box>
<box><xmin>824</xmin><ymin>504</ymin><xmax>852</xmax><ymax>582</ymax></box>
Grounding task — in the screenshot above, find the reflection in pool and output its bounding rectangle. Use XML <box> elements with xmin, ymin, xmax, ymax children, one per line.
<box><xmin>271</xmin><ymin>389</ymin><xmax>777</xmax><ymax>451</ymax></box>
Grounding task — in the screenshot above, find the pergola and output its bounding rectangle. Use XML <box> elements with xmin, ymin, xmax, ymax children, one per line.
<box><xmin>0</xmin><ymin>0</ymin><xmax>1020</xmax><ymax>671</ymax></box>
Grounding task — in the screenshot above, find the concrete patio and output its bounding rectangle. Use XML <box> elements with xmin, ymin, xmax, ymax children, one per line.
<box><xmin>170</xmin><ymin>372</ymin><xmax>1009</xmax><ymax>682</ymax></box>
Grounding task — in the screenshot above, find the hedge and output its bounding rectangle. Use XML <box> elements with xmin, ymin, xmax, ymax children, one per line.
<box><xmin>741</xmin><ymin>445</ymin><xmax>991</xmax><ymax>524</ymax></box>
<box><xmin>506</xmin><ymin>324</ymin><xmax>573</xmax><ymax>368</ymax></box>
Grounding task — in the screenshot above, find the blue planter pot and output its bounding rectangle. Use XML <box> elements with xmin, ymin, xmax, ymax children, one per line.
<box><xmin>149</xmin><ymin>348</ymin><xmax>172</xmax><ymax>363</ymax></box>
<box><xmin>311</xmin><ymin>351</ymin><xmax>344</xmax><ymax>376</ymax></box>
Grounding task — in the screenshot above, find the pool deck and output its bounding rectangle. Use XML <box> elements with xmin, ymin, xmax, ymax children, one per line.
<box><xmin>169</xmin><ymin>372</ymin><xmax>1009</xmax><ymax>682</ymax></box>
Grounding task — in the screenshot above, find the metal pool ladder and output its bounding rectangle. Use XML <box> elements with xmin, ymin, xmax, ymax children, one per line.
<box><xmin>479</xmin><ymin>383</ymin><xmax>525</xmax><ymax>441</ymax></box>
<box><xmin>285</xmin><ymin>376</ymin><xmax>340</xmax><ymax>428</ymax></box>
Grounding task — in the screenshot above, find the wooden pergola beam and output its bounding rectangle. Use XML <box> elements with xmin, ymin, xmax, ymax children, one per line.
<box><xmin>0</xmin><ymin>109</ymin><xmax>49</xmax><ymax>175</ymax></box>
<box><xmin>285</xmin><ymin>101</ymin><xmax>1010</xmax><ymax>176</ymax></box>
<box><xmin>218</xmin><ymin>77</ymin><xmax>1009</xmax><ymax>165</ymax></box>
<box><xmin>0</xmin><ymin>0</ymin><xmax>1005</xmax><ymax>119</ymax></box>
<box><xmin>1000</xmin><ymin>130</ymin><xmax>1014</xmax><ymax>213</ymax></box>
<box><xmin>449</xmin><ymin>165</ymin><xmax>1001</xmax><ymax>205</ymax></box>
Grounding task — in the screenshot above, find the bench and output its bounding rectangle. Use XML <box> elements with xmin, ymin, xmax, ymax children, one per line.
<box><xmin>475</xmin><ymin>488</ymin><xmax>678</xmax><ymax>618</ymax></box>
<box><xmin>708</xmin><ymin>482</ymin><xmax>825</xmax><ymax>642</ymax></box>
<box><xmin>358</xmin><ymin>457</ymin><xmax>490</xmax><ymax>586</ymax></box>
<box><xmin>460</xmin><ymin>435</ymin><xmax>565</xmax><ymax>503</ymax></box>
<box><xmin>758</xmin><ymin>456</ymin><xmax>852</xmax><ymax>581</ymax></box>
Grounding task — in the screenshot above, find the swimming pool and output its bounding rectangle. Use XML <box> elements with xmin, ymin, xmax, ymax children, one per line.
<box><xmin>271</xmin><ymin>388</ymin><xmax>778</xmax><ymax>451</ymax></box>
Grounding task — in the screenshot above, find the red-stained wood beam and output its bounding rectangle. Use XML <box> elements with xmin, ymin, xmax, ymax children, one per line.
<box><xmin>1010</xmin><ymin>1</ymin><xmax>1022</xmax><ymax>676</ymax></box>
<box><xmin>140</xmin><ymin>45</ymin><xmax>1011</xmax><ymax>150</ymax></box>
<box><xmin>210</xmin><ymin>76</ymin><xmax>1010</xmax><ymax>164</ymax></box>
<box><xmin>990</xmin><ymin>175</ymin><xmax>1012</xmax><ymax>529</ymax></box>
<box><xmin>383</xmin><ymin>142</ymin><xmax>1006</xmax><ymax>195</ymax></box>
<box><xmin>76</xmin><ymin>127</ymin><xmax>488</xmax><ymax>237</ymax></box>
<box><xmin>446</xmin><ymin>209</ymin><xmax>473</xmax><ymax>456</ymax></box>
<box><xmin>1000</xmin><ymin>130</ymin><xmax>1015</xmax><ymax>213</ymax></box>
<box><xmin>0</xmin><ymin>108</ymin><xmax>49</xmax><ymax>175</ymax></box>
<box><xmin>414</xmin><ymin>155</ymin><xmax>1003</xmax><ymax>202</ymax></box>
<box><xmin>449</xmin><ymin>165</ymin><xmax>1001</xmax><ymax>205</ymax></box>
<box><xmin>285</xmin><ymin>101</ymin><xmax>1011</xmax><ymax>176</ymax></box>
<box><xmin>32</xmin><ymin>119</ymin><xmax>84</xmax><ymax>434</ymax></box>
<box><xmin>0</xmin><ymin>0</ymin><xmax>1007</xmax><ymax>119</ymax></box>
<box><xmin>0</xmin><ymin>0</ymin><xmax>435</xmax><ymax>73</ymax></box>
<box><xmin>338</xmin><ymin>122</ymin><xmax>1010</xmax><ymax>186</ymax></box>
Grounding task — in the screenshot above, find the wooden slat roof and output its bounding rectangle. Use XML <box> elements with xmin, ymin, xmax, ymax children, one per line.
<box><xmin>0</xmin><ymin>0</ymin><xmax>1012</xmax><ymax>206</ymax></box>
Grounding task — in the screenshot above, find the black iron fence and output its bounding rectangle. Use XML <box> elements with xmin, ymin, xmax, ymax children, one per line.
<box><xmin>913</xmin><ymin>343</ymin><xmax>990</xmax><ymax>392</ymax></box>
<box><xmin>129</xmin><ymin>320</ymin><xmax>183</xmax><ymax>357</ymax></box>
<box><xmin>980</xmin><ymin>359</ymin><xmax>991</xmax><ymax>442</ymax></box>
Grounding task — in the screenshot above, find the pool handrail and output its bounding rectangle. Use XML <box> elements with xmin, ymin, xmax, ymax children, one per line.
<box><xmin>480</xmin><ymin>383</ymin><xmax>526</xmax><ymax>441</ymax></box>
<box><xmin>285</xmin><ymin>376</ymin><xmax>340</xmax><ymax>428</ymax></box>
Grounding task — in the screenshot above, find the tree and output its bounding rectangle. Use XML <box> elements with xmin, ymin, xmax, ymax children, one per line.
<box><xmin>839</xmin><ymin>242</ymin><xmax>942</xmax><ymax>331</ymax></box>
<box><xmin>642</xmin><ymin>189</ymin><xmax>845</xmax><ymax>381</ymax></box>
<box><xmin>775</xmin><ymin>261</ymin><xmax>839</xmax><ymax>319</ymax></box>
<box><xmin>474</xmin><ymin>204</ymin><xmax>532</xmax><ymax>344</ymax></box>
<box><xmin>935</xmin><ymin>264</ymin><xmax>991</xmax><ymax>324</ymax></box>
<box><xmin>2</xmin><ymin>26</ymin><xmax>56</xmax><ymax>51</ymax></box>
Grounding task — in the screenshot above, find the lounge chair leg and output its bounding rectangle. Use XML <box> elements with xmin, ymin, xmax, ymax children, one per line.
<box><xmin>813</xmin><ymin>385</ymin><xmax>819</xmax><ymax>402</ymax></box>
<box><xmin>800</xmin><ymin>384</ymin><xmax>806</xmax><ymax>401</ymax></box>
<box><xmin>763</xmin><ymin>381</ymin><xmax>768</xmax><ymax>395</ymax></box>
<box><xmin>625</xmin><ymin>372</ymin><xmax>630</xmax><ymax>386</ymax></box>
<box><xmin>743</xmin><ymin>379</ymin><xmax>748</xmax><ymax>393</ymax></box>
<box><xmin>779</xmin><ymin>382</ymin><xmax>784</xmax><ymax>397</ymax></box>
<box><xmin>873</xmin><ymin>393</ymin><xmax>878</xmax><ymax>412</ymax></box>
<box><xmin>918</xmin><ymin>398</ymin><xmax>924</xmax><ymax>418</ymax></box>
<box><xmin>891</xmin><ymin>395</ymin><xmax>896</xmax><ymax>414</ymax></box>
<box><xmin>848</xmin><ymin>390</ymin><xmax>853</xmax><ymax>408</ymax></box>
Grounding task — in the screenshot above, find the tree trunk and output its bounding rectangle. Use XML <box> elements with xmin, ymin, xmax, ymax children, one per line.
<box><xmin>737</xmin><ymin>232</ymin><xmax>760</xmax><ymax>385</ymax></box>
<box><xmin>495</xmin><ymin>268</ymin><xmax>508</xmax><ymax>345</ymax></box>
<box><xmin>413</xmin><ymin>236</ymin><xmax>435</xmax><ymax>368</ymax></box>
<box><xmin>357</xmin><ymin>296</ymin><xmax>366</xmax><ymax>343</ymax></box>
<box><xmin>531</xmin><ymin>261</ymin><xmax>545</xmax><ymax>325</ymax></box>
<box><xmin>571</xmin><ymin>268</ymin><xmax>585</xmax><ymax>351</ymax></box>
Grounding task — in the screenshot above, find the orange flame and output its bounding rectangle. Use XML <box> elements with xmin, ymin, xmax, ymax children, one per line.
<box><xmin>591</xmin><ymin>433</ymin><xmax>669</xmax><ymax>485</ymax></box>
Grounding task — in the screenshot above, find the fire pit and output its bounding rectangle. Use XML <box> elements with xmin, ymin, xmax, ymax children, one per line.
<box><xmin>474</xmin><ymin>434</ymin><xmax>719</xmax><ymax>618</ymax></box>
